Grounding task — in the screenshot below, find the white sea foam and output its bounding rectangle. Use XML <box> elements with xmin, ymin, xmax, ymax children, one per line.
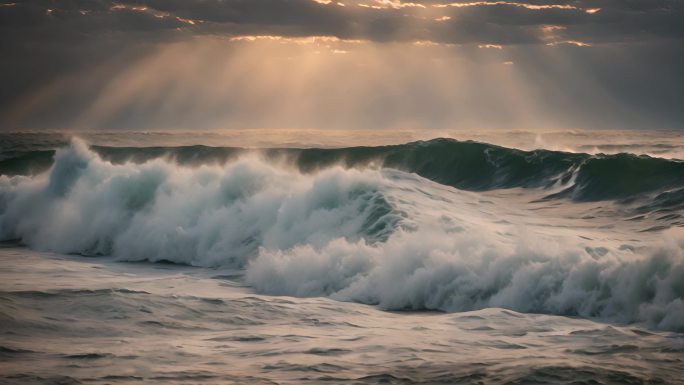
<box><xmin>248</xmin><ymin>228</ymin><xmax>684</xmax><ymax>331</ymax></box>
<box><xmin>0</xmin><ymin>139</ymin><xmax>398</xmax><ymax>266</ymax></box>
<box><xmin>1</xmin><ymin>139</ymin><xmax>683</xmax><ymax>331</ymax></box>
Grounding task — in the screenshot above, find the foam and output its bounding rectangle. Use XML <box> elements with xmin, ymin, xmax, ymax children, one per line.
<box><xmin>0</xmin><ymin>139</ymin><xmax>399</xmax><ymax>266</ymax></box>
<box><xmin>247</xmin><ymin>228</ymin><xmax>684</xmax><ymax>331</ymax></box>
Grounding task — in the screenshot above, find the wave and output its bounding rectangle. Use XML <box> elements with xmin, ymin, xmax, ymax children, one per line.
<box><xmin>247</xmin><ymin>228</ymin><xmax>684</xmax><ymax>332</ymax></box>
<box><xmin>3</xmin><ymin>138</ymin><xmax>684</xmax><ymax>204</ymax></box>
<box><xmin>0</xmin><ymin>139</ymin><xmax>400</xmax><ymax>265</ymax></box>
<box><xmin>0</xmin><ymin>138</ymin><xmax>683</xmax><ymax>331</ymax></box>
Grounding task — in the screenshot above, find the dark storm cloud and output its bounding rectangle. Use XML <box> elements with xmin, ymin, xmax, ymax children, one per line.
<box><xmin>0</xmin><ymin>0</ymin><xmax>683</xmax><ymax>130</ymax></box>
<box><xmin>2</xmin><ymin>0</ymin><xmax>682</xmax><ymax>44</ymax></box>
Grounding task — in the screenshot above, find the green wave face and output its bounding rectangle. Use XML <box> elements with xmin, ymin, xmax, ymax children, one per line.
<box><xmin>3</xmin><ymin>138</ymin><xmax>683</xmax><ymax>204</ymax></box>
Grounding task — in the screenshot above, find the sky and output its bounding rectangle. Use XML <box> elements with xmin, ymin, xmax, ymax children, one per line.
<box><xmin>1</xmin><ymin>0</ymin><xmax>683</xmax><ymax>131</ymax></box>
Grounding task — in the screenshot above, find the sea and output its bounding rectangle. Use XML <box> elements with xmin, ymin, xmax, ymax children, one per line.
<box><xmin>1</xmin><ymin>129</ymin><xmax>683</xmax><ymax>384</ymax></box>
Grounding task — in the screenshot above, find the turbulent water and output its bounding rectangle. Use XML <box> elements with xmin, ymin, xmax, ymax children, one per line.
<box><xmin>1</xmin><ymin>132</ymin><xmax>683</xmax><ymax>384</ymax></box>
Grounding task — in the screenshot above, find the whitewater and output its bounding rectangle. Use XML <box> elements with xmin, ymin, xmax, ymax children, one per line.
<box><xmin>1</xmin><ymin>133</ymin><xmax>683</xmax><ymax>384</ymax></box>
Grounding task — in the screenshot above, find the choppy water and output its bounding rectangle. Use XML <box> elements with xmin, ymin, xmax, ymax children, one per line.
<box><xmin>2</xmin><ymin>248</ymin><xmax>683</xmax><ymax>384</ymax></box>
<box><xmin>1</xmin><ymin>131</ymin><xmax>683</xmax><ymax>383</ymax></box>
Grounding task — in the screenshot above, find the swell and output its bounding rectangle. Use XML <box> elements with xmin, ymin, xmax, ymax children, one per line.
<box><xmin>2</xmin><ymin>138</ymin><xmax>684</xmax><ymax>203</ymax></box>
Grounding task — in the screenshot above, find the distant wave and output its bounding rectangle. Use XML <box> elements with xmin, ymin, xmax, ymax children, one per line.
<box><xmin>2</xmin><ymin>138</ymin><xmax>684</xmax><ymax>204</ymax></box>
<box><xmin>0</xmin><ymin>138</ymin><xmax>683</xmax><ymax>331</ymax></box>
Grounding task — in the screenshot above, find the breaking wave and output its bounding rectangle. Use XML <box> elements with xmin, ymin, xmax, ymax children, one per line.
<box><xmin>3</xmin><ymin>137</ymin><xmax>684</xmax><ymax>203</ymax></box>
<box><xmin>247</xmin><ymin>230</ymin><xmax>684</xmax><ymax>332</ymax></box>
<box><xmin>0</xmin><ymin>139</ymin><xmax>400</xmax><ymax>266</ymax></box>
<box><xmin>1</xmin><ymin>138</ymin><xmax>683</xmax><ymax>331</ymax></box>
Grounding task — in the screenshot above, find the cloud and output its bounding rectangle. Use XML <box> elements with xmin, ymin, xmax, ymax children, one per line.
<box><xmin>3</xmin><ymin>0</ymin><xmax>682</xmax><ymax>44</ymax></box>
<box><xmin>0</xmin><ymin>0</ymin><xmax>683</xmax><ymax>130</ymax></box>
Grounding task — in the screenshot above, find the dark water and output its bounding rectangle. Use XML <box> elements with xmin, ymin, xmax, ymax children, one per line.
<box><xmin>1</xmin><ymin>248</ymin><xmax>683</xmax><ymax>384</ymax></box>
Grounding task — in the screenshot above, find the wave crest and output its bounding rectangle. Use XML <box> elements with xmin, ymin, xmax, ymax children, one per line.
<box><xmin>0</xmin><ymin>139</ymin><xmax>401</xmax><ymax>266</ymax></box>
<box><xmin>248</xmin><ymin>229</ymin><xmax>684</xmax><ymax>332</ymax></box>
<box><xmin>3</xmin><ymin>138</ymin><xmax>684</xmax><ymax>204</ymax></box>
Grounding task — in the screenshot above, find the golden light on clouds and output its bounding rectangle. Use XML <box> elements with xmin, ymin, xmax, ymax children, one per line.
<box><xmin>358</xmin><ymin>0</ymin><xmax>426</xmax><ymax>9</ymax></box>
<box><xmin>541</xmin><ymin>25</ymin><xmax>567</xmax><ymax>42</ymax></box>
<box><xmin>433</xmin><ymin>2</ymin><xmax>576</xmax><ymax>10</ymax></box>
<box><xmin>110</xmin><ymin>4</ymin><xmax>148</xmax><ymax>11</ymax></box>
<box><xmin>375</xmin><ymin>0</ymin><xmax>426</xmax><ymax>8</ymax></box>
<box><xmin>312</xmin><ymin>0</ymin><xmax>347</xmax><ymax>5</ymax></box>
<box><xmin>479</xmin><ymin>44</ymin><xmax>503</xmax><ymax>49</ymax></box>
<box><xmin>229</xmin><ymin>35</ymin><xmax>366</xmax><ymax>45</ymax></box>
<box><xmin>412</xmin><ymin>40</ymin><xmax>454</xmax><ymax>47</ymax></box>
<box><xmin>110</xmin><ymin>3</ymin><xmax>170</xmax><ymax>18</ymax></box>
<box><xmin>546</xmin><ymin>40</ymin><xmax>592</xmax><ymax>47</ymax></box>
<box><xmin>542</xmin><ymin>25</ymin><xmax>567</xmax><ymax>33</ymax></box>
<box><xmin>176</xmin><ymin>17</ymin><xmax>199</xmax><ymax>25</ymax></box>
<box><xmin>324</xmin><ymin>0</ymin><xmax>597</xmax><ymax>12</ymax></box>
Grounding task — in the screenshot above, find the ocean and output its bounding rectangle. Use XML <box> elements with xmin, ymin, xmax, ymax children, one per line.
<box><xmin>1</xmin><ymin>130</ymin><xmax>683</xmax><ymax>384</ymax></box>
